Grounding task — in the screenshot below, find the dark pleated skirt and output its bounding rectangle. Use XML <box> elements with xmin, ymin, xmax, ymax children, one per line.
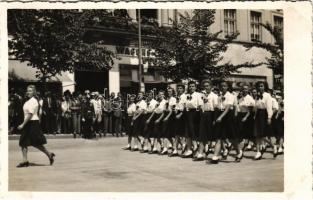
<box><xmin>154</xmin><ymin>113</ymin><xmax>164</xmax><ymax>139</ymax></box>
<box><xmin>162</xmin><ymin>112</ymin><xmax>176</xmax><ymax>139</ymax></box>
<box><xmin>125</xmin><ymin>115</ymin><xmax>133</xmax><ymax>136</ymax></box>
<box><xmin>272</xmin><ymin>111</ymin><xmax>284</xmax><ymax>137</ymax></box>
<box><xmin>254</xmin><ymin>109</ymin><xmax>273</xmax><ymax>137</ymax></box>
<box><xmin>140</xmin><ymin>113</ymin><xmax>150</xmax><ymax>137</ymax></box>
<box><xmin>144</xmin><ymin>113</ymin><xmax>158</xmax><ymax>138</ymax></box>
<box><xmin>199</xmin><ymin>111</ymin><xmax>215</xmax><ymax>142</ymax></box>
<box><xmin>185</xmin><ymin>109</ymin><xmax>201</xmax><ymax>140</ymax></box>
<box><xmin>236</xmin><ymin>112</ymin><xmax>254</xmax><ymax>140</ymax></box>
<box><xmin>174</xmin><ymin>111</ymin><xmax>186</xmax><ymax>137</ymax></box>
<box><xmin>213</xmin><ymin>110</ymin><xmax>236</xmax><ymax>140</ymax></box>
<box><xmin>19</xmin><ymin>120</ymin><xmax>47</xmax><ymax>147</ymax></box>
<box><xmin>133</xmin><ymin>114</ymin><xmax>144</xmax><ymax>137</ymax></box>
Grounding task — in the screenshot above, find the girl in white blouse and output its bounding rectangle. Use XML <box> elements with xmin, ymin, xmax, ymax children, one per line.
<box><xmin>235</xmin><ymin>84</ymin><xmax>255</xmax><ymax>161</ymax></box>
<box><xmin>209</xmin><ymin>81</ymin><xmax>239</xmax><ymax>164</ymax></box>
<box><xmin>122</xmin><ymin>95</ymin><xmax>137</xmax><ymax>150</ymax></box>
<box><xmin>17</xmin><ymin>85</ymin><xmax>55</xmax><ymax>168</ymax></box>
<box><xmin>160</xmin><ymin>87</ymin><xmax>177</xmax><ymax>155</ymax></box>
<box><xmin>254</xmin><ymin>81</ymin><xmax>277</xmax><ymax>160</ymax></box>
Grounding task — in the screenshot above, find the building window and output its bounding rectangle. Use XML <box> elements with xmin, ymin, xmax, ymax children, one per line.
<box><xmin>224</xmin><ymin>9</ymin><xmax>236</xmax><ymax>37</ymax></box>
<box><xmin>137</xmin><ymin>9</ymin><xmax>158</xmax><ymax>25</ymax></box>
<box><xmin>250</xmin><ymin>11</ymin><xmax>262</xmax><ymax>41</ymax></box>
<box><xmin>274</xmin><ymin>16</ymin><xmax>283</xmax><ymax>30</ymax></box>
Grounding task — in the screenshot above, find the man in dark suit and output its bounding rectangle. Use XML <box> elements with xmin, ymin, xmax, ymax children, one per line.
<box><xmin>42</xmin><ymin>91</ymin><xmax>58</xmax><ymax>134</ymax></box>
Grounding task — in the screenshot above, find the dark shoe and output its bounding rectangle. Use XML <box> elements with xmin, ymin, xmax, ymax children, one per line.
<box><xmin>193</xmin><ymin>156</ymin><xmax>205</xmax><ymax>161</ymax></box>
<box><xmin>207</xmin><ymin>159</ymin><xmax>219</xmax><ymax>164</ymax></box>
<box><xmin>181</xmin><ymin>153</ymin><xmax>193</xmax><ymax>158</ymax></box>
<box><xmin>131</xmin><ymin>148</ymin><xmax>139</xmax><ymax>152</ymax></box>
<box><xmin>49</xmin><ymin>153</ymin><xmax>56</xmax><ymax>165</ymax></box>
<box><xmin>221</xmin><ymin>149</ymin><xmax>229</xmax><ymax>160</ymax></box>
<box><xmin>17</xmin><ymin>161</ymin><xmax>29</xmax><ymax>168</ymax></box>
<box><xmin>169</xmin><ymin>152</ymin><xmax>178</xmax><ymax>157</ymax></box>
<box><xmin>140</xmin><ymin>149</ymin><xmax>149</xmax><ymax>153</ymax></box>
<box><xmin>122</xmin><ymin>146</ymin><xmax>131</xmax><ymax>150</ymax></box>
<box><xmin>235</xmin><ymin>152</ymin><xmax>244</xmax><ymax>162</ymax></box>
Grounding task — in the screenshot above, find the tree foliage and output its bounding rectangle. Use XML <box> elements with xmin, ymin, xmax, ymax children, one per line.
<box><xmin>245</xmin><ymin>22</ymin><xmax>283</xmax><ymax>76</ymax></box>
<box><xmin>146</xmin><ymin>10</ymin><xmax>262</xmax><ymax>83</ymax></box>
<box><xmin>8</xmin><ymin>9</ymin><xmax>124</xmax><ymax>82</ymax></box>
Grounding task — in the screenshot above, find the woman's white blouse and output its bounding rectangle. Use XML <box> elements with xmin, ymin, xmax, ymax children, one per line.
<box><xmin>255</xmin><ymin>92</ymin><xmax>273</xmax><ymax>119</ymax></box>
<box><xmin>201</xmin><ymin>92</ymin><xmax>218</xmax><ymax>111</ymax></box>
<box><xmin>146</xmin><ymin>99</ymin><xmax>158</xmax><ymax>113</ymax></box>
<box><xmin>218</xmin><ymin>91</ymin><xmax>235</xmax><ymax>111</ymax></box>
<box><xmin>127</xmin><ymin>103</ymin><xmax>137</xmax><ymax>116</ymax></box>
<box><xmin>168</xmin><ymin>97</ymin><xmax>177</xmax><ymax>110</ymax></box>
<box><xmin>136</xmin><ymin>100</ymin><xmax>147</xmax><ymax>112</ymax></box>
<box><xmin>186</xmin><ymin>92</ymin><xmax>203</xmax><ymax>109</ymax></box>
<box><xmin>23</xmin><ymin>97</ymin><xmax>40</xmax><ymax>121</ymax></box>
<box><xmin>154</xmin><ymin>99</ymin><xmax>167</xmax><ymax>114</ymax></box>
<box><xmin>238</xmin><ymin>94</ymin><xmax>255</xmax><ymax>113</ymax></box>
<box><xmin>176</xmin><ymin>93</ymin><xmax>187</xmax><ymax>111</ymax></box>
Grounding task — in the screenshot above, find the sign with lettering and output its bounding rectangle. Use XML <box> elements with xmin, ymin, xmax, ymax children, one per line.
<box><xmin>116</xmin><ymin>46</ymin><xmax>155</xmax><ymax>58</ymax></box>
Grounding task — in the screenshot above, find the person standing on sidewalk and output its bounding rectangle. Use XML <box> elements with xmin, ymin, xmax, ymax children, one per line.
<box><xmin>16</xmin><ymin>85</ymin><xmax>55</xmax><ymax>168</ymax></box>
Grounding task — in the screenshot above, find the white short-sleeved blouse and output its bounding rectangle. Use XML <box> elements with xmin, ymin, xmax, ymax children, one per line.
<box><xmin>23</xmin><ymin>97</ymin><xmax>40</xmax><ymax>121</ymax></box>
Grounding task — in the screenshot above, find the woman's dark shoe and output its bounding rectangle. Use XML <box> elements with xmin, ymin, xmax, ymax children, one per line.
<box><xmin>122</xmin><ymin>146</ymin><xmax>131</xmax><ymax>150</ymax></box>
<box><xmin>131</xmin><ymin>148</ymin><xmax>139</xmax><ymax>152</ymax></box>
<box><xmin>193</xmin><ymin>156</ymin><xmax>205</xmax><ymax>161</ymax></box>
<box><xmin>17</xmin><ymin>161</ymin><xmax>29</xmax><ymax>168</ymax></box>
<box><xmin>49</xmin><ymin>153</ymin><xmax>56</xmax><ymax>165</ymax></box>
<box><xmin>207</xmin><ymin>159</ymin><xmax>219</xmax><ymax>164</ymax></box>
<box><xmin>254</xmin><ymin>152</ymin><xmax>263</xmax><ymax>160</ymax></box>
<box><xmin>221</xmin><ymin>149</ymin><xmax>229</xmax><ymax>160</ymax></box>
<box><xmin>235</xmin><ymin>152</ymin><xmax>244</xmax><ymax>162</ymax></box>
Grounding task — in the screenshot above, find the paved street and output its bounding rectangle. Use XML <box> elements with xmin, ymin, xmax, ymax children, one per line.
<box><xmin>9</xmin><ymin>137</ymin><xmax>283</xmax><ymax>192</ymax></box>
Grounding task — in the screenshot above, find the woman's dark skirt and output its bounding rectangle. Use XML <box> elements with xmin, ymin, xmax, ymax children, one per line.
<box><xmin>125</xmin><ymin>115</ymin><xmax>133</xmax><ymax>136</ymax></box>
<box><xmin>174</xmin><ymin>111</ymin><xmax>186</xmax><ymax>137</ymax></box>
<box><xmin>272</xmin><ymin>111</ymin><xmax>284</xmax><ymax>137</ymax></box>
<box><xmin>153</xmin><ymin>113</ymin><xmax>164</xmax><ymax>139</ymax></box>
<box><xmin>19</xmin><ymin>120</ymin><xmax>47</xmax><ymax>147</ymax></box>
<box><xmin>140</xmin><ymin>113</ymin><xmax>150</xmax><ymax>137</ymax></box>
<box><xmin>144</xmin><ymin>113</ymin><xmax>158</xmax><ymax>138</ymax></box>
<box><xmin>185</xmin><ymin>109</ymin><xmax>201</xmax><ymax>140</ymax></box>
<box><xmin>133</xmin><ymin>114</ymin><xmax>144</xmax><ymax>137</ymax></box>
<box><xmin>162</xmin><ymin>111</ymin><xmax>176</xmax><ymax>139</ymax></box>
<box><xmin>213</xmin><ymin>110</ymin><xmax>236</xmax><ymax>140</ymax></box>
<box><xmin>199</xmin><ymin>111</ymin><xmax>215</xmax><ymax>142</ymax></box>
<box><xmin>254</xmin><ymin>109</ymin><xmax>274</xmax><ymax>137</ymax></box>
<box><xmin>236</xmin><ymin>112</ymin><xmax>254</xmax><ymax>140</ymax></box>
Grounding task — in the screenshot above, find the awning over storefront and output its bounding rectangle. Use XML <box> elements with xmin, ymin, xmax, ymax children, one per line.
<box><xmin>9</xmin><ymin>60</ymin><xmax>73</xmax><ymax>82</ymax></box>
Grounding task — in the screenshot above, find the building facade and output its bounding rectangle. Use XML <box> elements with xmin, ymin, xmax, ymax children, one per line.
<box><xmin>9</xmin><ymin>9</ymin><xmax>283</xmax><ymax>95</ymax></box>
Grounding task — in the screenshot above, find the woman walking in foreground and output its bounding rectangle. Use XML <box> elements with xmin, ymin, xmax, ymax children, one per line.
<box><xmin>17</xmin><ymin>85</ymin><xmax>55</xmax><ymax>168</ymax></box>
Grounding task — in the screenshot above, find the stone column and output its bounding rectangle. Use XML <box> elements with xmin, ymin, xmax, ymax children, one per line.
<box><xmin>161</xmin><ymin>9</ymin><xmax>169</xmax><ymax>26</ymax></box>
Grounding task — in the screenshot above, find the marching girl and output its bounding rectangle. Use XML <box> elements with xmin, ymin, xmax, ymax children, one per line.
<box><xmin>141</xmin><ymin>91</ymin><xmax>158</xmax><ymax>153</ymax></box>
<box><xmin>160</xmin><ymin>87</ymin><xmax>177</xmax><ymax>155</ymax></box>
<box><xmin>131</xmin><ymin>92</ymin><xmax>147</xmax><ymax>151</ymax></box>
<box><xmin>273</xmin><ymin>95</ymin><xmax>284</xmax><ymax>154</ymax></box>
<box><xmin>169</xmin><ymin>84</ymin><xmax>187</xmax><ymax>157</ymax></box>
<box><xmin>208</xmin><ymin>81</ymin><xmax>239</xmax><ymax>164</ymax></box>
<box><xmin>122</xmin><ymin>95</ymin><xmax>137</xmax><ymax>150</ymax></box>
<box><xmin>17</xmin><ymin>85</ymin><xmax>55</xmax><ymax>167</ymax></box>
<box><xmin>150</xmin><ymin>90</ymin><xmax>167</xmax><ymax>154</ymax></box>
<box><xmin>193</xmin><ymin>79</ymin><xmax>218</xmax><ymax>161</ymax></box>
<box><xmin>182</xmin><ymin>81</ymin><xmax>203</xmax><ymax>158</ymax></box>
<box><xmin>236</xmin><ymin>84</ymin><xmax>255</xmax><ymax>161</ymax></box>
<box><xmin>253</xmin><ymin>81</ymin><xmax>277</xmax><ymax>160</ymax></box>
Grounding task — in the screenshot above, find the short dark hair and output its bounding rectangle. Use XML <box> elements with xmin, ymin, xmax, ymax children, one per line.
<box><xmin>201</xmin><ymin>79</ymin><xmax>212</xmax><ymax>86</ymax></box>
<box><xmin>188</xmin><ymin>81</ymin><xmax>196</xmax><ymax>86</ymax></box>
<box><xmin>255</xmin><ymin>81</ymin><xmax>269</xmax><ymax>92</ymax></box>
<box><xmin>176</xmin><ymin>83</ymin><xmax>185</xmax><ymax>90</ymax></box>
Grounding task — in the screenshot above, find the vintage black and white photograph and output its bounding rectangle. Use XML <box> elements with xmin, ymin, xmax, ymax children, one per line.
<box><xmin>7</xmin><ymin>8</ymin><xmax>285</xmax><ymax>192</ymax></box>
